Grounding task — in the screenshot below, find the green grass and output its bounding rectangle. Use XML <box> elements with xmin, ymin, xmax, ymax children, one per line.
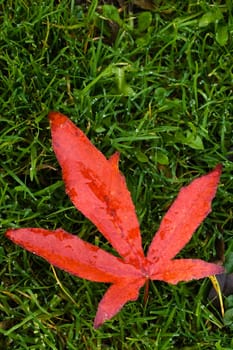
<box><xmin>1</xmin><ymin>0</ymin><xmax>233</xmax><ymax>348</ymax></box>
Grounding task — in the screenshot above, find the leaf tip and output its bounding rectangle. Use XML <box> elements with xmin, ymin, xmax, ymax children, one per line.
<box><xmin>48</xmin><ymin>111</ymin><xmax>68</xmax><ymax>126</ymax></box>
<box><xmin>214</xmin><ymin>163</ymin><xmax>222</xmax><ymax>176</ymax></box>
<box><xmin>209</xmin><ymin>163</ymin><xmax>222</xmax><ymax>187</ymax></box>
<box><xmin>94</xmin><ymin>311</ymin><xmax>108</xmax><ymax>329</ymax></box>
<box><xmin>5</xmin><ymin>229</ymin><xmax>14</xmax><ymax>240</ymax></box>
<box><xmin>109</xmin><ymin>152</ymin><xmax>120</xmax><ymax>170</ymax></box>
<box><xmin>93</xmin><ymin>319</ymin><xmax>101</xmax><ymax>329</ymax></box>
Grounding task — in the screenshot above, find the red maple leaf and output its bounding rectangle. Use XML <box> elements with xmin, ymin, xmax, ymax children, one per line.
<box><xmin>6</xmin><ymin>112</ymin><xmax>224</xmax><ymax>328</ymax></box>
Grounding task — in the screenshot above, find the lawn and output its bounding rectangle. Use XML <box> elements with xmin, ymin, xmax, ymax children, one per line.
<box><xmin>0</xmin><ymin>1</ymin><xmax>233</xmax><ymax>349</ymax></box>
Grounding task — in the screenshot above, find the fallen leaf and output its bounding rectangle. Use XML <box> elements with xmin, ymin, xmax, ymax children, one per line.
<box><xmin>6</xmin><ymin>112</ymin><xmax>224</xmax><ymax>328</ymax></box>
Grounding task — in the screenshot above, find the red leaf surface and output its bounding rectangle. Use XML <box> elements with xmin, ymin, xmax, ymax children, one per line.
<box><xmin>48</xmin><ymin>112</ymin><xmax>145</xmax><ymax>269</ymax></box>
<box><xmin>6</xmin><ymin>228</ymin><xmax>142</xmax><ymax>283</ymax></box>
<box><xmin>147</xmin><ymin>164</ymin><xmax>222</xmax><ymax>266</ymax></box>
<box><xmin>6</xmin><ymin>112</ymin><xmax>225</xmax><ymax>328</ymax></box>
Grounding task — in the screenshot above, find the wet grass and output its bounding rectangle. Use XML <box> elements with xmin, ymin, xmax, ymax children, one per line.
<box><xmin>1</xmin><ymin>1</ymin><xmax>233</xmax><ymax>349</ymax></box>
